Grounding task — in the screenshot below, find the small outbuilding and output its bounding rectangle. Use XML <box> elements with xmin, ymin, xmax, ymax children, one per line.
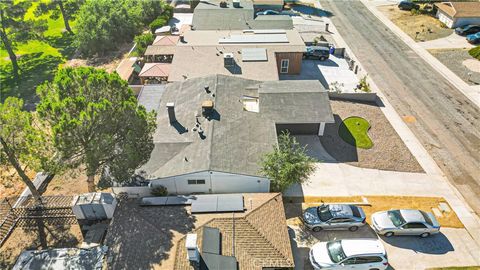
<box><xmin>435</xmin><ymin>2</ymin><xmax>480</xmax><ymax>28</ymax></box>
<box><xmin>71</xmin><ymin>192</ymin><xmax>117</xmax><ymax>220</ymax></box>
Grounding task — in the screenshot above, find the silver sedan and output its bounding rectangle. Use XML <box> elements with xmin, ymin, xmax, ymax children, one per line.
<box><xmin>302</xmin><ymin>204</ymin><xmax>367</xmax><ymax>232</ymax></box>
<box><xmin>371</xmin><ymin>209</ymin><xmax>441</xmax><ymax>238</ymax></box>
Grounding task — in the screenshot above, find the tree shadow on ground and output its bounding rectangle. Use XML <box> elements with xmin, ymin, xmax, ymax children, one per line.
<box><xmin>44</xmin><ymin>33</ymin><xmax>77</xmax><ymax>60</ymax></box>
<box><xmin>318</xmin><ymin>114</ymin><xmax>358</xmax><ymax>162</ymax></box>
<box><xmin>0</xmin><ymin>53</ymin><xmax>63</xmax><ymax>109</ymax></box>
<box><xmin>104</xmin><ymin>199</ymin><xmax>197</xmax><ymax>270</ymax></box>
<box><xmin>289</xmin><ymin>4</ymin><xmax>334</xmax><ymax>17</ymax></box>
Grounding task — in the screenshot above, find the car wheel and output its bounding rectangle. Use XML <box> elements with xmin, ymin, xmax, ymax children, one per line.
<box><xmin>420</xmin><ymin>232</ymin><xmax>430</xmax><ymax>238</ymax></box>
<box><xmin>312</xmin><ymin>226</ymin><xmax>323</xmax><ymax>232</ymax></box>
<box><xmin>319</xmin><ymin>56</ymin><xmax>326</xmax><ymax>61</ymax></box>
<box><xmin>348</xmin><ymin>226</ymin><xmax>359</xmax><ymax>232</ymax></box>
<box><xmin>384</xmin><ymin>232</ymin><xmax>394</xmax><ymax>237</ymax></box>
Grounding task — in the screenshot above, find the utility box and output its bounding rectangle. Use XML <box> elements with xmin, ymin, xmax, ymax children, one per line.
<box><xmin>72</xmin><ymin>193</ymin><xmax>117</xmax><ymax>220</ymax></box>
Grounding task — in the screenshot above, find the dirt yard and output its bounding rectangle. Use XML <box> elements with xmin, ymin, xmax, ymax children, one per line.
<box><xmin>319</xmin><ymin>100</ymin><xmax>424</xmax><ymax>173</ymax></box>
<box><xmin>378</xmin><ymin>5</ymin><xmax>452</xmax><ymax>42</ymax></box>
<box><xmin>284</xmin><ymin>196</ymin><xmax>463</xmax><ymax>229</ymax></box>
<box><xmin>0</xmin><ymin>223</ymin><xmax>83</xmax><ymax>269</ymax></box>
<box><xmin>428</xmin><ymin>48</ymin><xmax>480</xmax><ymax>85</ymax></box>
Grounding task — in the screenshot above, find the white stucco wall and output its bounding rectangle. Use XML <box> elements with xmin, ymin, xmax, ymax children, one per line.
<box><xmin>437</xmin><ymin>10</ymin><xmax>454</xmax><ymax>28</ymax></box>
<box><xmin>150</xmin><ymin>171</ymin><xmax>270</xmax><ymax>194</ymax></box>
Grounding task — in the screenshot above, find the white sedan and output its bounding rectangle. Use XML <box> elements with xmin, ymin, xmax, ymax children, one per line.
<box><xmin>309</xmin><ymin>239</ymin><xmax>389</xmax><ymax>270</ymax></box>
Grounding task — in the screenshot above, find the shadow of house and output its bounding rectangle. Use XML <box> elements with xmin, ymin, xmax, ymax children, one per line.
<box><xmin>380</xmin><ymin>233</ymin><xmax>454</xmax><ymax>255</ymax></box>
<box><xmin>172</xmin><ymin>121</ymin><xmax>188</xmax><ymax>134</ymax></box>
<box><xmin>319</xmin><ymin>114</ymin><xmax>358</xmax><ymax>162</ymax></box>
<box><xmin>104</xmin><ymin>199</ymin><xmax>196</xmax><ymax>270</ymax></box>
<box><xmin>289</xmin><ymin>4</ymin><xmax>334</xmax><ymax>18</ymax></box>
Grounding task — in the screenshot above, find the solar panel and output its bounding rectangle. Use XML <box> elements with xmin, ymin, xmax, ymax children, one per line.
<box><xmin>241</xmin><ymin>48</ymin><xmax>267</xmax><ymax>62</ymax></box>
<box><xmin>202</xmin><ymin>227</ymin><xmax>220</xmax><ymax>255</ymax></box>
<box><xmin>191</xmin><ymin>194</ymin><xmax>244</xmax><ymax>213</ymax></box>
<box><xmin>200</xmin><ymin>253</ymin><xmax>237</xmax><ymax>270</ymax></box>
<box><xmin>216</xmin><ymin>194</ymin><xmax>244</xmax><ymax>212</ymax></box>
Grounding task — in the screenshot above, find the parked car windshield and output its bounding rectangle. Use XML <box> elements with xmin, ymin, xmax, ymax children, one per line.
<box><xmin>317</xmin><ymin>206</ymin><xmax>333</xmax><ymax>222</ymax></box>
<box><xmin>387</xmin><ymin>210</ymin><xmax>406</xmax><ymax>227</ymax></box>
<box><xmin>327</xmin><ymin>240</ymin><xmax>347</xmax><ymax>263</ymax></box>
<box><xmin>420</xmin><ymin>211</ymin><xmax>433</xmax><ymax>225</ymax></box>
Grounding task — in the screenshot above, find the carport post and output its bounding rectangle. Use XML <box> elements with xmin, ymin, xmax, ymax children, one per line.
<box><xmin>318</xmin><ymin>122</ymin><xmax>326</xmax><ymax>136</ymax></box>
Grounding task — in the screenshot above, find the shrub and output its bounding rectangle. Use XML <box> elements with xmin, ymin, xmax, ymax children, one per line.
<box><xmin>149</xmin><ymin>17</ymin><xmax>168</xmax><ymax>34</ymax></box>
<box><xmin>151</xmin><ymin>185</ymin><xmax>168</xmax><ymax>196</ymax></box>
<box><xmin>469</xmin><ymin>46</ymin><xmax>480</xmax><ymax>60</ymax></box>
<box><xmin>134</xmin><ymin>33</ymin><xmax>154</xmax><ymax>55</ymax></box>
<box><xmin>356</xmin><ymin>75</ymin><xmax>371</xmax><ymax>93</ymax></box>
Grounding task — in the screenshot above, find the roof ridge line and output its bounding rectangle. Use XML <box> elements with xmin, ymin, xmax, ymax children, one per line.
<box><xmin>206</xmin><ymin>75</ymin><xmax>219</xmax><ymax>172</ymax></box>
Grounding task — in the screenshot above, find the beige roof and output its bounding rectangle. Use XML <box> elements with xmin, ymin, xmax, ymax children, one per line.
<box><xmin>115</xmin><ymin>57</ymin><xmax>137</xmax><ymax>81</ymax></box>
<box><xmin>173</xmin><ymin>193</ymin><xmax>294</xmax><ymax>270</ymax></box>
<box><xmin>139</xmin><ymin>63</ymin><xmax>171</xmax><ymax>77</ymax></box>
<box><xmin>144</xmin><ymin>45</ymin><xmax>176</xmax><ymax>56</ymax></box>
<box><xmin>169</xmin><ymin>46</ymin><xmax>280</xmax><ymax>81</ymax></box>
<box><xmin>435</xmin><ymin>2</ymin><xmax>480</xmax><ymax>18</ymax></box>
<box><xmin>168</xmin><ymin>29</ymin><xmax>306</xmax><ymax>82</ymax></box>
<box><xmin>153</xmin><ymin>35</ymin><xmax>180</xmax><ymax>46</ymax></box>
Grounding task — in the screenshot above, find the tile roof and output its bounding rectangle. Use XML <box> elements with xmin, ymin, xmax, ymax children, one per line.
<box><xmin>435</xmin><ymin>2</ymin><xmax>480</xmax><ymax>18</ymax></box>
<box><xmin>138</xmin><ymin>63</ymin><xmax>171</xmax><ymax>77</ymax></box>
<box><xmin>144</xmin><ymin>45</ymin><xmax>176</xmax><ymax>56</ymax></box>
<box><xmin>153</xmin><ymin>35</ymin><xmax>180</xmax><ymax>46</ymax></box>
<box><xmin>115</xmin><ymin>57</ymin><xmax>138</xmax><ymax>81</ymax></box>
<box><xmin>173</xmin><ymin>193</ymin><xmax>294</xmax><ymax>270</ymax></box>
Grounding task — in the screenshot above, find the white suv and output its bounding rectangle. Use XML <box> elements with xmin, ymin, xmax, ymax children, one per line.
<box><xmin>309</xmin><ymin>239</ymin><xmax>388</xmax><ymax>270</ymax></box>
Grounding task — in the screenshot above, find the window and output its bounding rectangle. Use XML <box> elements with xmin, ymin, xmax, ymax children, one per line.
<box><xmin>317</xmin><ymin>206</ymin><xmax>333</xmax><ymax>222</ymax></box>
<box><xmin>187</xmin><ymin>179</ymin><xmax>206</xmax><ymax>185</ymax></box>
<box><xmin>330</xmin><ymin>218</ymin><xmax>352</xmax><ymax>223</ymax></box>
<box><xmin>280</xmin><ymin>59</ymin><xmax>289</xmax><ymax>73</ymax></box>
<box><xmin>403</xmin><ymin>222</ymin><xmax>427</xmax><ymax>229</ymax></box>
<box><xmin>361</xmin><ymin>256</ymin><xmax>384</xmax><ymax>263</ymax></box>
<box><xmin>327</xmin><ymin>240</ymin><xmax>347</xmax><ymax>263</ymax></box>
<box><xmin>342</xmin><ymin>258</ymin><xmax>357</xmax><ymax>265</ymax></box>
<box><xmin>388</xmin><ymin>210</ymin><xmax>406</xmax><ymax>227</ymax></box>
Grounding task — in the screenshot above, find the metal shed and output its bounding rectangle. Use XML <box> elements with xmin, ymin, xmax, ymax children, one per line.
<box><xmin>71</xmin><ymin>192</ymin><xmax>117</xmax><ymax>220</ymax></box>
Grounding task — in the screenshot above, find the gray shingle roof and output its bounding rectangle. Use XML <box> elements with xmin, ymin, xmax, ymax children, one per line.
<box><xmin>192</xmin><ymin>0</ymin><xmax>293</xmax><ymax>30</ymax></box>
<box><xmin>140</xmin><ymin>75</ymin><xmax>333</xmax><ymax>179</ymax></box>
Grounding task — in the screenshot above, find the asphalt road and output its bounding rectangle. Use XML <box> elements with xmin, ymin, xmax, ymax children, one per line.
<box><xmin>319</xmin><ymin>1</ymin><xmax>480</xmax><ymax>214</ymax></box>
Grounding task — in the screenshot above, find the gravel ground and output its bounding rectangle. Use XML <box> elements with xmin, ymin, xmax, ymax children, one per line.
<box><xmin>319</xmin><ymin>100</ymin><xmax>424</xmax><ymax>173</ymax></box>
<box><xmin>428</xmin><ymin>48</ymin><xmax>480</xmax><ymax>85</ymax></box>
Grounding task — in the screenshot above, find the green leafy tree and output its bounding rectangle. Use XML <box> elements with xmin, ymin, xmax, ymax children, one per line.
<box><xmin>134</xmin><ymin>32</ymin><xmax>154</xmax><ymax>56</ymax></box>
<box><xmin>0</xmin><ymin>2</ymin><xmax>47</xmax><ymax>79</ymax></box>
<box><xmin>260</xmin><ymin>131</ymin><xmax>316</xmax><ymax>192</ymax></box>
<box><xmin>34</xmin><ymin>0</ymin><xmax>85</xmax><ymax>35</ymax></box>
<box><xmin>36</xmin><ymin>67</ymin><xmax>156</xmax><ymax>192</ymax></box>
<box><xmin>0</xmin><ymin>97</ymin><xmax>56</xmax><ymax>201</ymax></box>
<box><xmin>75</xmin><ymin>0</ymin><xmax>167</xmax><ymax>56</ymax></box>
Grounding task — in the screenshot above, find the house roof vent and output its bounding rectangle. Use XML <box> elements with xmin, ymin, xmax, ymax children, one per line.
<box><xmin>233</xmin><ymin>0</ymin><xmax>240</xmax><ymax>8</ymax></box>
<box><xmin>224</xmin><ymin>53</ymin><xmax>234</xmax><ymax>68</ymax></box>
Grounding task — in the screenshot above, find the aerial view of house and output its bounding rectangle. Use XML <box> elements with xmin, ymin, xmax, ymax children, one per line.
<box><xmin>1</xmin><ymin>0</ymin><xmax>480</xmax><ymax>270</ymax></box>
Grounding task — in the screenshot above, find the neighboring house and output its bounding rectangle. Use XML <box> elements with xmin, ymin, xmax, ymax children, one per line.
<box><xmin>139</xmin><ymin>74</ymin><xmax>333</xmax><ymax>195</ymax></box>
<box><xmin>192</xmin><ymin>0</ymin><xmax>293</xmax><ymax>30</ymax></box>
<box><xmin>168</xmin><ymin>29</ymin><xmax>306</xmax><ymax>82</ymax></box>
<box><xmin>174</xmin><ymin>193</ymin><xmax>294</xmax><ymax>270</ymax></box>
<box><xmin>434</xmin><ymin>2</ymin><xmax>480</xmax><ymax>28</ymax></box>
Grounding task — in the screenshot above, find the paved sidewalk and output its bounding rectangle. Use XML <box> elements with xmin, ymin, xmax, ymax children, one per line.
<box><xmin>361</xmin><ymin>0</ymin><xmax>480</xmax><ymax>107</ymax></box>
<box><xmin>420</xmin><ymin>32</ymin><xmax>476</xmax><ymax>49</ymax></box>
<box><xmin>303</xmin><ymin>0</ymin><xmax>480</xmax><ymax>246</ymax></box>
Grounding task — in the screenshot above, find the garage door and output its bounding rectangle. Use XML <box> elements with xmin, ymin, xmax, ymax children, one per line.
<box><xmin>276</xmin><ymin>123</ymin><xmax>320</xmax><ymax>135</ymax></box>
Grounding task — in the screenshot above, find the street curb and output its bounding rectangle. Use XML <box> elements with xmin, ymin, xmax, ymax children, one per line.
<box><xmin>360</xmin><ymin>0</ymin><xmax>480</xmax><ymax>108</ymax></box>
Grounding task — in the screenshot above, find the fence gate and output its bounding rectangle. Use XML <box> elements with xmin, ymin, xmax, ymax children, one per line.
<box><xmin>0</xmin><ymin>195</ymin><xmax>76</xmax><ymax>247</ymax></box>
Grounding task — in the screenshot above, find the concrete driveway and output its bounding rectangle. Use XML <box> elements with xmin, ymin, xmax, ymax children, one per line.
<box><xmin>420</xmin><ymin>32</ymin><xmax>476</xmax><ymax>49</ymax></box>
<box><xmin>289</xmin><ymin>225</ymin><xmax>480</xmax><ymax>270</ymax></box>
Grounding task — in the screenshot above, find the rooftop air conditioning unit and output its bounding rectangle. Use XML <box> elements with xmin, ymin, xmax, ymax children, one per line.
<box><xmin>233</xmin><ymin>0</ymin><xmax>240</xmax><ymax>8</ymax></box>
<box><xmin>224</xmin><ymin>53</ymin><xmax>234</xmax><ymax>68</ymax></box>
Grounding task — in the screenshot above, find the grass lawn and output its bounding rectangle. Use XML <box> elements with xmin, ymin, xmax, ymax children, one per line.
<box><xmin>285</xmin><ymin>196</ymin><xmax>464</xmax><ymax>228</ymax></box>
<box><xmin>378</xmin><ymin>5</ymin><xmax>453</xmax><ymax>42</ymax></box>
<box><xmin>0</xmin><ymin>1</ymin><xmax>77</xmax><ymax>106</ymax></box>
<box><xmin>338</xmin><ymin>116</ymin><xmax>373</xmax><ymax>149</ymax></box>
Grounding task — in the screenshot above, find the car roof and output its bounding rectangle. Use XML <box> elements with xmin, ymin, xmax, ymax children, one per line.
<box><xmin>328</xmin><ymin>204</ymin><xmax>354</xmax><ymax>218</ymax></box>
<box><xmin>399</xmin><ymin>209</ymin><xmax>426</xmax><ymax>223</ymax></box>
<box><xmin>341</xmin><ymin>239</ymin><xmax>386</xmax><ymax>257</ymax></box>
